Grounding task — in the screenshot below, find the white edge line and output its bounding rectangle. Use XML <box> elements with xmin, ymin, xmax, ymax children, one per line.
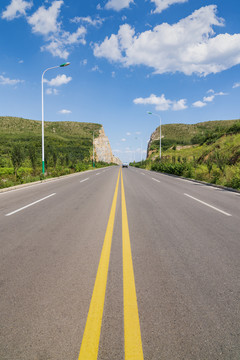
<box><xmin>152</xmin><ymin>178</ymin><xmax>161</xmax><ymax>183</ymax></box>
<box><xmin>184</xmin><ymin>193</ymin><xmax>232</xmax><ymax>217</ymax></box>
<box><xmin>141</xmin><ymin>173</ymin><xmax>145</xmax><ymax>176</ymax></box>
<box><xmin>80</xmin><ymin>178</ymin><xmax>89</xmax><ymax>183</ymax></box>
<box><xmin>178</xmin><ymin>178</ymin><xmax>195</xmax><ymax>184</ymax></box>
<box><xmin>5</xmin><ymin>193</ymin><xmax>56</xmax><ymax>217</ymax></box>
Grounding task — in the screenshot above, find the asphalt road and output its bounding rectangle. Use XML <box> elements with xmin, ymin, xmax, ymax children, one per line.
<box><xmin>0</xmin><ymin>166</ymin><xmax>239</xmax><ymax>360</ymax></box>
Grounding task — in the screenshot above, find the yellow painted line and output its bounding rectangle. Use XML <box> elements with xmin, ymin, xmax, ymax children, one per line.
<box><xmin>121</xmin><ymin>169</ymin><xmax>144</xmax><ymax>360</ymax></box>
<box><xmin>78</xmin><ymin>169</ymin><xmax>120</xmax><ymax>360</ymax></box>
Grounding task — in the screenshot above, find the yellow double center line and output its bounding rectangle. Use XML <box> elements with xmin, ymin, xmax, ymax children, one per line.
<box><xmin>78</xmin><ymin>168</ymin><xmax>143</xmax><ymax>360</ymax></box>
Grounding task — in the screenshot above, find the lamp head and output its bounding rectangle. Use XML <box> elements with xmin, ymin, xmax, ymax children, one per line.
<box><xmin>60</xmin><ymin>62</ymin><xmax>70</xmax><ymax>67</ymax></box>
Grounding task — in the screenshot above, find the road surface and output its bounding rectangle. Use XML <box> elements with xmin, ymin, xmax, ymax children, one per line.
<box><xmin>0</xmin><ymin>166</ymin><xmax>239</xmax><ymax>359</ymax></box>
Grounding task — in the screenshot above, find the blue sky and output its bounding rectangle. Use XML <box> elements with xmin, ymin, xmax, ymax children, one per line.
<box><xmin>1</xmin><ymin>0</ymin><xmax>240</xmax><ymax>162</ymax></box>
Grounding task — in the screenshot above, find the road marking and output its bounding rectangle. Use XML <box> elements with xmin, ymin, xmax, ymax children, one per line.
<box><xmin>5</xmin><ymin>193</ymin><xmax>56</xmax><ymax>217</ymax></box>
<box><xmin>80</xmin><ymin>178</ymin><xmax>89</xmax><ymax>183</ymax></box>
<box><xmin>184</xmin><ymin>193</ymin><xmax>232</xmax><ymax>217</ymax></box>
<box><xmin>78</xmin><ymin>170</ymin><xmax>120</xmax><ymax>360</ymax></box>
<box><xmin>121</xmin><ymin>169</ymin><xmax>144</xmax><ymax>360</ymax></box>
<box><xmin>141</xmin><ymin>173</ymin><xmax>145</xmax><ymax>176</ymax></box>
<box><xmin>178</xmin><ymin>178</ymin><xmax>195</xmax><ymax>184</ymax></box>
<box><xmin>152</xmin><ymin>177</ymin><xmax>161</xmax><ymax>183</ymax></box>
<box><xmin>96</xmin><ymin>173</ymin><xmax>100</xmax><ymax>176</ymax></box>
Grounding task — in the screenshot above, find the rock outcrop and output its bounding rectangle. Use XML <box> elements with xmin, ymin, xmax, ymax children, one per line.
<box><xmin>147</xmin><ymin>126</ymin><xmax>161</xmax><ymax>159</ymax></box>
<box><xmin>94</xmin><ymin>127</ymin><xmax>121</xmax><ymax>165</ymax></box>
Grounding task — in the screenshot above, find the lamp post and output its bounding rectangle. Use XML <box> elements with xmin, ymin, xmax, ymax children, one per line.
<box><xmin>41</xmin><ymin>62</ymin><xmax>70</xmax><ymax>175</ymax></box>
<box><xmin>92</xmin><ymin>130</ymin><xmax>96</xmax><ymax>168</ymax></box>
<box><xmin>147</xmin><ymin>111</ymin><xmax>162</xmax><ymax>160</ymax></box>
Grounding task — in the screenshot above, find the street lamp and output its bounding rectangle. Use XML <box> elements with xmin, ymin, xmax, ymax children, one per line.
<box><xmin>147</xmin><ymin>111</ymin><xmax>162</xmax><ymax>160</ymax></box>
<box><xmin>41</xmin><ymin>62</ymin><xmax>70</xmax><ymax>175</ymax></box>
<box><xmin>92</xmin><ymin>130</ymin><xmax>96</xmax><ymax>168</ymax></box>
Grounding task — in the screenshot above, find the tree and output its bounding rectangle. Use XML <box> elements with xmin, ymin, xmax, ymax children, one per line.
<box><xmin>214</xmin><ymin>150</ymin><xmax>226</xmax><ymax>174</ymax></box>
<box><xmin>52</xmin><ymin>151</ymin><xmax>58</xmax><ymax>169</ymax></box>
<box><xmin>206</xmin><ymin>157</ymin><xmax>213</xmax><ymax>176</ymax></box>
<box><xmin>10</xmin><ymin>143</ymin><xmax>25</xmax><ymax>180</ymax></box>
<box><xmin>28</xmin><ymin>143</ymin><xmax>38</xmax><ymax>175</ymax></box>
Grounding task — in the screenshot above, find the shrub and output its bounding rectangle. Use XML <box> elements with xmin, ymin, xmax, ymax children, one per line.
<box><xmin>224</xmin><ymin>166</ymin><xmax>240</xmax><ymax>189</ymax></box>
<box><xmin>230</xmin><ymin>174</ymin><xmax>240</xmax><ymax>189</ymax></box>
<box><xmin>0</xmin><ymin>167</ymin><xmax>14</xmax><ymax>175</ymax></box>
<box><xmin>151</xmin><ymin>161</ymin><xmax>188</xmax><ymax>176</ymax></box>
<box><xmin>211</xmin><ymin>167</ymin><xmax>221</xmax><ymax>184</ymax></box>
<box><xmin>10</xmin><ymin>143</ymin><xmax>25</xmax><ymax>179</ymax></box>
<box><xmin>226</xmin><ymin>122</ymin><xmax>240</xmax><ymax>135</ymax></box>
<box><xmin>74</xmin><ymin>162</ymin><xmax>88</xmax><ymax>172</ymax></box>
<box><xmin>195</xmin><ymin>165</ymin><xmax>208</xmax><ymax>181</ymax></box>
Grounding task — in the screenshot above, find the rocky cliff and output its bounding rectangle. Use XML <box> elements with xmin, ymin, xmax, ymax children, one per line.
<box><xmin>94</xmin><ymin>127</ymin><xmax>121</xmax><ymax>165</ymax></box>
<box><xmin>147</xmin><ymin>126</ymin><xmax>160</xmax><ymax>159</ymax></box>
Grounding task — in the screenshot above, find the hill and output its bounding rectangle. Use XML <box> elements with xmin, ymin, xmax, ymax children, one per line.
<box><xmin>147</xmin><ymin>119</ymin><xmax>240</xmax><ymax>157</ymax></box>
<box><xmin>135</xmin><ymin>119</ymin><xmax>240</xmax><ymax>190</ymax></box>
<box><xmin>0</xmin><ymin>116</ymin><xmax>102</xmax><ymax>164</ymax></box>
<box><xmin>0</xmin><ymin>116</ymin><xmax>112</xmax><ymax>188</ymax></box>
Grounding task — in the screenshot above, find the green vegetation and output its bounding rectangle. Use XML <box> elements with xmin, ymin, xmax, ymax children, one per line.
<box><xmin>0</xmin><ymin>116</ymin><xmax>111</xmax><ymax>189</ymax></box>
<box><xmin>148</xmin><ymin>119</ymin><xmax>240</xmax><ymax>153</ymax></box>
<box><xmin>132</xmin><ymin>119</ymin><xmax>240</xmax><ymax>190</ymax></box>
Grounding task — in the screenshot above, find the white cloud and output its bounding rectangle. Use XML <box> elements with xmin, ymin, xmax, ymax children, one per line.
<box><xmin>134</xmin><ymin>93</ymin><xmax>171</xmax><ymax>111</ymax></box>
<box><xmin>194</xmin><ymin>89</ymin><xmax>228</xmax><ymax>108</ymax></box>
<box><xmin>215</xmin><ymin>91</ymin><xmax>228</xmax><ymax>96</ymax></box>
<box><xmin>28</xmin><ymin>0</ymin><xmax>63</xmax><ymax>35</ymax></box>
<box><xmin>27</xmin><ymin>1</ymin><xmax>86</xmax><ymax>59</ymax></box>
<box><xmin>121</xmin><ymin>138</ymin><xmax>127</xmax><ymax>142</ymax></box>
<box><xmin>70</xmin><ymin>16</ymin><xmax>104</xmax><ymax>27</ymax></box>
<box><xmin>58</xmin><ymin>109</ymin><xmax>71</xmax><ymax>114</ymax></box>
<box><xmin>203</xmin><ymin>95</ymin><xmax>215</xmax><ymax>102</ymax></box>
<box><xmin>126</xmin><ymin>132</ymin><xmax>131</xmax><ymax>136</ymax></box>
<box><xmin>192</xmin><ymin>101</ymin><xmax>207</xmax><ymax>108</ymax></box>
<box><xmin>2</xmin><ymin>1</ymin><xmax>87</xmax><ymax>60</ymax></box>
<box><xmin>91</xmin><ymin>65</ymin><xmax>102</xmax><ymax>73</ymax></box>
<box><xmin>46</xmin><ymin>74</ymin><xmax>72</xmax><ymax>87</ymax></box>
<box><xmin>0</xmin><ymin>74</ymin><xmax>24</xmax><ymax>85</ymax></box>
<box><xmin>80</xmin><ymin>59</ymin><xmax>88</xmax><ymax>66</ymax></box>
<box><xmin>2</xmin><ymin>0</ymin><xmax>32</xmax><ymax>20</ymax></box>
<box><xmin>233</xmin><ymin>82</ymin><xmax>240</xmax><ymax>89</ymax></box>
<box><xmin>150</xmin><ymin>0</ymin><xmax>188</xmax><ymax>14</ymax></box>
<box><xmin>133</xmin><ymin>93</ymin><xmax>187</xmax><ymax>111</ymax></box>
<box><xmin>105</xmin><ymin>0</ymin><xmax>134</xmax><ymax>11</ymax></box>
<box><xmin>41</xmin><ymin>40</ymin><xmax>70</xmax><ymax>59</ymax></box>
<box><xmin>46</xmin><ymin>88</ymin><xmax>59</xmax><ymax>95</ymax></box>
<box><xmin>40</xmin><ymin>27</ymin><xmax>86</xmax><ymax>59</ymax></box>
<box><xmin>94</xmin><ymin>6</ymin><xmax>240</xmax><ymax>76</ymax></box>
<box><xmin>62</xmin><ymin>27</ymin><xmax>87</xmax><ymax>45</ymax></box>
<box><xmin>172</xmin><ymin>99</ymin><xmax>188</xmax><ymax>111</ymax></box>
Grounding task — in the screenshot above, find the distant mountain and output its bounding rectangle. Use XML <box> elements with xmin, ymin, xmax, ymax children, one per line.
<box><xmin>147</xmin><ymin>119</ymin><xmax>240</xmax><ymax>160</ymax></box>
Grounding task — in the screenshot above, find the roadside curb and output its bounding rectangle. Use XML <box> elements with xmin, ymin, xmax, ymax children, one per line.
<box><xmin>0</xmin><ymin>167</ymin><xmax>111</xmax><ymax>194</ymax></box>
